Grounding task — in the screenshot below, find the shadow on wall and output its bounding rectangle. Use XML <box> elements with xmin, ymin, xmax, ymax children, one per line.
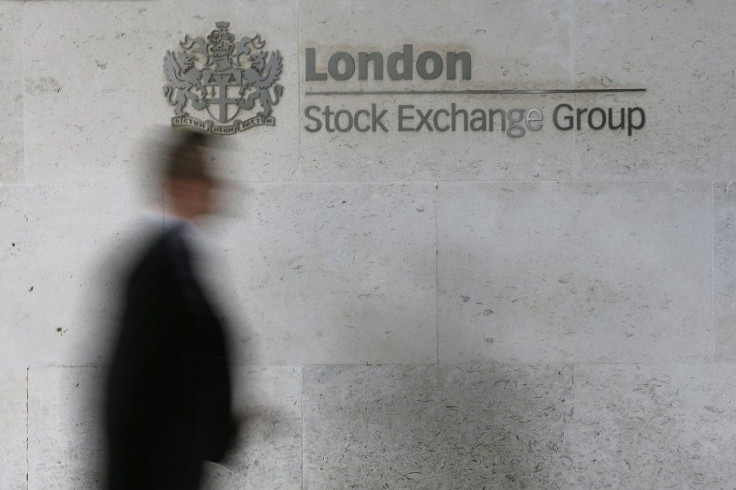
<box><xmin>301</xmin><ymin>363</ymin><xmax>575</xmax><ymax>489</ymax></box>
<box><xmin>32</xmin><ymin>363</ymin><xmax>574</xmax><ymax>489</ymax></box>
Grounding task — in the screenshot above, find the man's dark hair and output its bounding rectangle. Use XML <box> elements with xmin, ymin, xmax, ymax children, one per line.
<box><xmin>164</xmin><ymin>131</ymin><xmax>213</xmax><ymax>182</ymax></box>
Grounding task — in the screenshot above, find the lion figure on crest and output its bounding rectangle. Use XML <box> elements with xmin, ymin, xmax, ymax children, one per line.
<box><xmin>163</xmin><ymin>51</ymin><xmax>206</xmax><ymax>116</ymax></box>
<box><xmin>238</xmin><ymin>50</ymin><xmax>284</xmax><ymax>117</ymax></box>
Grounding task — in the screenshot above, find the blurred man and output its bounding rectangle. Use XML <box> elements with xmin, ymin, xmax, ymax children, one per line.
<box><xmin>105</xmin><ymin>131</ymin><xmax>236</xmax><ymax>489</ymax></box>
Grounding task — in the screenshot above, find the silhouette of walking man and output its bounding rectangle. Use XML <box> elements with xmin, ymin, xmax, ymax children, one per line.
<box><xmin>105</xmin><ymin>131</ymin><xmax>236</xmax><ymax>489</ymax></box>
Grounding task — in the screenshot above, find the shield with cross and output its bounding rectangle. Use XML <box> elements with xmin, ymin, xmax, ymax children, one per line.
<box><xmin>163</xmin><ymin>21</ymin><xmax>283</xmax><ymax>135</ymax></box>
<box><xmin>202</xmin><ymin>67</ymin><xmax>244</xmax><ymax>123</ymax></box>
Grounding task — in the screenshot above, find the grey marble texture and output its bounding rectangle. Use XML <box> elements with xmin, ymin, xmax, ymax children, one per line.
<box><xmin>203</xmin><ymin>366</ymin><xmax>303</xmax><ymax>489</ymax></box>
<box><xmin>0</xmin><ymin>368</ymin><xmax>27</xmax><ymax>490</ymax></box>
<box><xmin>0</xmin><ymin>183</ymin><xmax>156</xmax><ymax>368</ymax></box>
<box><xmin>301</xmin><ymin>0</ymin><xmax>572</xmax><ymax>89</ymax></box>
<box><xmin>19</xmin><ymin>362</ymin><xmax>736</xmax><ymax>489</ymax></box>
<box><xmin>437</xmin><ymin>181</ymin><xmax>713</xmax><ymax>364</ymax></box>
<box><xmin>22</xmin><ymin>0</ymin><xmax>300</xmax><ymax>186</ymax></box>
<box><xmin>302</xmin><ymin>363</ymin><xmax>575</xmax><ymax>489</ymax></box>
<box><xmin>27</xmin><ymin>365</ymin><xmax>302</xmax><ymax>489</ymax></box>
<box><xmin>573</xmin><ymin>363</ymin><xmax>736</xmax><ymax>490</ymax></box>
<box><xmin>298</xmin><ymin>0</ymin><xmax>574</xmax><ymax>182</ymax></box>
<box><xmin>4</xmin><ymin>0</ymin><xmax>736</xmax><ymax>488</ymax></box>
<box><xmin>0</xmin><ymin>3</ymin><xmax>23</xmax><ymax>183</ymax></box>
<box><xmin>27</xmin><ymin>367</ymin><xmax>104</xmax><ymax>490</ymax></box>
<box><xmin>573</xmin><ymin>0</ymin><xmax>736</xmax><ymax>180</ymax></box>
<box><xmin>207</xmin><ymin>182</ymin><xmax>437</xmax><ymax>365</ymax></box>
<box><xmin>715</xmin><ymin>181</ymin><xmax>736</xmax><ymax>361</ymax></box>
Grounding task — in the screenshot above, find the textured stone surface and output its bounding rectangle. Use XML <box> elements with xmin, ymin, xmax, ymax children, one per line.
<box><xmin>27</xmin><ymin>367</ymin><xmax>104</xmax><ymax>490</ymax></box>
<box><xmin>573</xmin><ymin>363</ymin><xmax>736</xmax><ymax>489</ymax></box>
<box><xmin>574</xmin><ymin>0</ymin><xmax>736</xmax><ymax>180</ymax></box>
<box><xmin>0</xmin><ymin>183</ymin><xmax>157</xmax><ymax>368</ymax></box>
<box><xmin>303</xmin><ymin>363</ymin><xmax>575</xmax><ymax>489</ymax></box>
<box><xmin>208</xmin><ymin>183</ymin><xmax>437</xmax><ymax>365</ymax></box>
<box><xmin>203</xmin><ymin>366</ymin><xmax>302</xmax><ymax>489</ymax></box>
<box><xmin>23</xmin><ymin>0</ymin><xmax>299</xmax><ymax>185</ymax></box>
<box><xmin>0</xmin><ymin>2</ymin><xmax>23</xmax><ymax>183</ymax></box>
<box><xmin>437</xmin><ymin>181</ymin><xmax>712</xmax><ymax>363</ymax></box>
<box><xmin>0</xmin><ymin>369</ymin><xmax>27</xmax><ymax>490</ymax></box>
<box><xmin>298</xmin><ymin>0</ymin><xmax>573</xmax><ymax>182</ymax></box>
<box><xmin>715</xmin><ymin>181</ymin><xmax>736</xmax><ymax>360</ymax></box>
<box><xmin>28</xmin><ymin>366</ymin><xmax>300</xmax><ymax>490</ymax></box>
<box><xmin>5</xmin><ymin>0</ymin><xmax>736</xmax><ymax>488</ymax></box>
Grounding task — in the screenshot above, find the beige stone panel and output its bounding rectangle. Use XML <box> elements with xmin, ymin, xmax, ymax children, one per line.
<box><xmin>203</xmin><ymin>366</ymin><xmax>302</xmax><ymax>489</ymax></box>
<box><xmin>27</xmin><ymin>367</ymin><xmax>104</xmax><ymax>490</ymax></box>
<box><xmin>714</xmin><ymin>181</ymin><xmax>736</xmax><ymax>360</ymax></box>
<box><xmin>0</xmin><ymin>369</ymin><xmax>27</xmax><ymax>490</ymax></box>
<box><xmin>574</xmin><ymin>0</ymin><xmax>736</xmax><ymax>180</ymax></box>
<box><xmin>298</xmin><ymin>0</ymin><xmax>573</xmax><ymax>181</ymax></box>
<box><xmin>573</xmin><ymin>363</ymin><xmax>736</xmax><ymax>489</ymax></box>
<box><xmin>303</xmin><ymin>363</ymin><xmax>575</xmax><ymax>489</ymax></box>
<box><xmin>0</xmin><ymin>183</ymin><xmax>159</xmax><ymax>368</ymax></box>
<box><xmin>23</xmin><ymin>0</ymin><xmax>298</xmax><ymax>185</ymax></box>
<box><xmin>204</xmin><ymin>182</ymin><xmax>437</xmax><ymax>365</ymax></box>
<box><xmin>301</xmin><ymin>0</ymin><xmax>572</xmax><ymax>89</ymax></box>
<box><xmin>0</xmin><ymin>2</ymin><xmax>23</xmax><ymax>183</ymax></box>
<box><xmin>437</xmin><ymin>181</ymin><xmax>712</xmax><ymax>363</ymax></box>
<box><xmin>299</xmin><ymin>95</ymin><xmax>574</xmax><ymax>182</ymax></box>
<box><xmin>28</xmin><ymin>366</ymin><xmax>299</xmax><ymax>489</ymax></box>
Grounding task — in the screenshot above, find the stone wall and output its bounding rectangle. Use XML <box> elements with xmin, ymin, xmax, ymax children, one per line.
<box><xmin>2</xmin><ymin>0</ymin><xmax>736</xmax><ymax>488</ymax></box>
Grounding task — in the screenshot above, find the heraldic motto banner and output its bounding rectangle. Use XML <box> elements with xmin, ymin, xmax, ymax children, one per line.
<box><xmin>163</xmin><ymin>21</ymin><xmax>283</xmax><ymax>135</ymax></box>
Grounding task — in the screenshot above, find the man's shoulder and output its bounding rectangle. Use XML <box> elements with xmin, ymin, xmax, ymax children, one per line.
<box><xmin>125</xmin><ymin>226</ymin><xmax>184</xmax><ymax>282</ymax></box>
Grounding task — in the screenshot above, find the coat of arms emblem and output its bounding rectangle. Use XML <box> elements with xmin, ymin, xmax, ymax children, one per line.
<box><xmin>163</xmin><ymin>21</ymin><xmax>283</xmax><ymax>135</ymax></box>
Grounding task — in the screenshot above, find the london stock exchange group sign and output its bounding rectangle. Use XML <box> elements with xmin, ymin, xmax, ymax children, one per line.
<box><xmin>163</xmin><ymin>21</ymin><xmax>284</xmax><ymax>135</ymax></box>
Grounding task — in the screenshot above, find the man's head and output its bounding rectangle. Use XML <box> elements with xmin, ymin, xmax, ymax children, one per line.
<box><xmin>164</xmin><ymin>131</ymin><xmax>217</xmax><ymax>220</ymax></box>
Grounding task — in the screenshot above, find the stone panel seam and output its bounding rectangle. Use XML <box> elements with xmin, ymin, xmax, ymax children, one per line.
<box><xmin>308</xmin><ymin>360</ymin><xmax>736</xmax><ymax>368</ymax></box>
<box><xmin>570</xmin><ymin>362</ymin><xmax>577</xmax><ymax>488</ymax></box>
<box><xmin>569</xmin><ymin>0</ymin><xmax>575</xmax><ymax>87</ymax></box>
<box><xmin>572</xmin><ymin>95</ymin><xmax>576</xmax><ymax>181</ymax></box>
<box><xmin>21</xmin><ymin>0</ymin><xmax>26</xmax><ymax>183</ymax></box>
<box><xmin>570</xmin><ymin>0</ymin><xmax>576</xmax><ymax>182</ymax></box>
<box><xmin>712</xmin><ymin>180</ymin><xmax>716</xmax><ymax>361</ymax></box>
<box><xmin>294</xmin><ymin>6</ymin><xmax>306</xmax><ymax>484</ymax></box>
<box><xmin>244</xmin><ymin>179</ymin><xmax>729</xmax><ymax>185</ymax></box>
<box><xmin>433</xmin><ymin>179</ymin><xmax>721</xmax><ymax>184</ymax></box>
<box><xmin>300</xmin><ymin>365</ymin><xmax>305</xmax><ymax>490</ymax></box>
<box><xmin>570</xmin><ymin>360</ymin><xmax>732</xmax><ymax>366</ymax></box>
<box><xmin>24</xmin><ymin>362</ymin><xmax>96</xmax><ymax>369</ymax></box>
<box><xmin>435</xmin><ymin>182</ymin><xmax>439</xmax><ymax>364</ymax></box>
<box><xmin>290</xmin><ymin>0</ymin><xmax>302</xmax><ymax>183</ymax></box>
<box><xmin>25</xmin><ymin>367</ymin><xmax>29</xmax><ymax>486</ymax></box>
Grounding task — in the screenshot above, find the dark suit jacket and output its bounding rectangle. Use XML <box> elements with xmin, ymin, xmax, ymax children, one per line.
<box><xmin>105</xmin><ymin>223</ymin><xmax>235</xmax><ymax>489</ymax></box>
